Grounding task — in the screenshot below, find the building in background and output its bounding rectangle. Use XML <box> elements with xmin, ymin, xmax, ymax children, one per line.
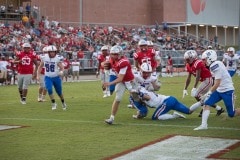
<box><xmin>0</xmin><ymin>0</ymin><xmax>239</xmax><ymax>47</ymax></box>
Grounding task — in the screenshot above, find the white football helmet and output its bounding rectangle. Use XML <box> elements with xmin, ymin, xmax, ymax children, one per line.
<box><xmin>48</xmin><ymin>45</ymin><xmax>57</xmax><ymax>52</ymax></box>
<box><xmin>110</xmin><ymin>45</ymin><xmax>123</xmax><ymax>57</ymax></box>
<box><xmin>184</xmin><ymin>50</ymin><xmax>197</xmax><ymax>64</ymax></box>
<box><xmin>201</xmin><ymin>50</ymin><xmax>217</xmax><ymax>66</ymax></box>
<box><xmin>227</xmin><ymin>47</ymin><xmax>235</xmax><ymax>54</ymax></box>
<box><xmin>140</xmin><ymin>63</ymin><xmax>152</xmax><ymax>72</ymax></box>
<box><xmin>138</xmin><ymin>39</ymin><xmax>148</xmax><ymax>46</ymax></box>
<box><xmin>147</xmin><ymin>41</ymin><xmax>154</xmax><ymax>46</ymax></box>
<box><xmin>47</xmin><ymin>45</ymin><xmax>58</xmax><ymax>58</ymax></box>
<box><xmin>101</xmin><ymin>45</ymin><xmax>109</xmax><ymax>51</ymax></box>
<box><xmin>42</xmin><ymin>46</ymin><xmax>48</xmax><ymax>53</ymax></box>
<box><xmin>22</xmin><ymin>43</ymin><xmax>31</xmax><ymax>48</ymax></box>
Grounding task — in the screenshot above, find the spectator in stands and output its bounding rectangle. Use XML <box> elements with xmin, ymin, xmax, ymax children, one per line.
<box><xmin>0</xmin><ymin>5</ymin><xmax>6</xmax><ymax>18</ymax></box>
<box><xmin>25</xmin><ymin>3</ymin><xmax>31</xmax><ymax>17</ymax></box>
<box><xmin>62</xmin><ymin>57</ymin><xmax>71</xmax><ymax>82</ymax></box>
<box><xmin>71</xmin><ymin>58</ymin><xmax>80</xmax><ymax>82</ymax></box>
<box><xmin>0</xmin><ymin>56</ymin><xmax>8</xmax><ymax>85</ymax></box>
<box><xmin>22</xmin><ymin>14</ymin><xmax>29</xmax><ymax>28</ymax></box>
<box><xmin>77</xmin><ymin>49</ymin><xmax>84</xmax><ymax>70</ymax></box>
<box><xmin>91</xmin><ymin>48</ymin><xmax>100</xmax><ymax>71</ymax></box>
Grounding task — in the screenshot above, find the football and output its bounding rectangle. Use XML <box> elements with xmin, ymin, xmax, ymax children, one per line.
<box><xmin>103</xmin><ymin>61</ymin><xmax>111</xmax><ymax>70</ymax></box>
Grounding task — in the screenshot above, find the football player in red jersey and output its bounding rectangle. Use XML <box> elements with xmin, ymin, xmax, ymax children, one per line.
<box><xmin>182</xmin><ymin>50</ymin><xmax>224</xmax><ymax>117</ymax></box>
<box><xmin>134</xmin><ymin>39</ymin><xmax>157</xmax><ymax>73</ymax></box>
<box><xmin>103</xmin><ymin>45</ymin><xmax>134</xmax><ymax>124</ymax></box>
<box><xmin>36</xmin><ymin>46</ymin><xmax>48</xmax><ymax>102</ymax></box>
<box><xmin>14</xmin><ymin>43</ymin><xmax>38</xmax><ymax>104</ymax></box>
<box><xmin>96</xmin><ymin>45</ymin><xmax>111</xmax><ymax>98</ymax></box>
<box><xmin>147</xmin><ymin>40</ymin><xmax>159</xmax><ymax>76</ymax></box>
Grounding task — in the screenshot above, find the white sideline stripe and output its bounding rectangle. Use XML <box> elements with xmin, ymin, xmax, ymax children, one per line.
<box><xmin>0</xmin><ymin>125</ymin><xmax>21</xmax><ymax>130</ymax></box>
<box><xmin>1</xmin><ymin>117</ymin><xmax>240</xmax><ymax>131</ymax></box>
<box><xmin>113</xmin><ymin>135</ymin><xmax>240</xmax><ymax>160</ymax></box>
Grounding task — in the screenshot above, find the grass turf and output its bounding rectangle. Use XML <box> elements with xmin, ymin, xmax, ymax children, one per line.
<box><xmin>0</xmin><ymin>75</ymin><xmax>239</xmax><ymax>160</ymax></box>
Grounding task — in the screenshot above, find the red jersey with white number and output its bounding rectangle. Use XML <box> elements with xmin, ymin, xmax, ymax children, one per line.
<box><xmin>115</xmin><ymin>57</ymin><xmax>134</xmax><ymax>82</ymax></box>
<box><xmin>97</xmin><ymin>54</ymin><xmax>109</xmax><ymax>71</ymax></box>
<box><xmin>134</xmin><ymin>49</ymin><xmax>156</xmax><ymax>69</ymax></box>
<box><xmin>186</xmin><ymin>59</ymin><xmax>212</xmax><ymax>81</ymax></box>
<box><xmin>62</xmin><ymin>59</ymin><xmax>71</xmax><ymax>69</ymax></box>
<box><xmin>148</xmin><ymin>48</ymin><xmax>158</xmax><ymax>69</ymax></box>
<box><xmin>16</xmin><ymin>51</ymin><xmax>37</xmax><ymax>74</ymax></box>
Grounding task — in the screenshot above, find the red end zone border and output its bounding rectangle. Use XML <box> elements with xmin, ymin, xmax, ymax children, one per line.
<box><xmin>102</xmin><ymin>135</ymin><xmax>240</xmax><ymax>160</ymax></box>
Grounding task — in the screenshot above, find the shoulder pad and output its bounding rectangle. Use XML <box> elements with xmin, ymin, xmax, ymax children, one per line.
<box><xmin>210</xmin><ymin>64</ymin><xmax>219</xmax><ymax>71</ymax></box>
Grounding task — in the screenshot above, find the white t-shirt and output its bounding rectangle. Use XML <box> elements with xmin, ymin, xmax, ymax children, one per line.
<box><xmin>0</xmin><ymin>60</ymin><xmax>8</xmax><ymax>70</ymax></box>
<box><xmin>72</xmin><ymin>61</ymin><xmax>80</xmax><ymax>71</ymax></box>
<box><xmin>210</xmin><ymin>61</ymin><xmax>234</xmax><ymax>92</ymax></box>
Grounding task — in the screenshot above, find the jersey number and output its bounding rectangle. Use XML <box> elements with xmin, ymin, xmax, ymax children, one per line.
<box><xmin>45</xmin><ymin>64</ymin><xmax>55</xmax><ymax>72</ymax></box>
<box><xmin>21</xmin><ymin>57</ymin><xmax>31</xmax><ymax>65</ymax></box>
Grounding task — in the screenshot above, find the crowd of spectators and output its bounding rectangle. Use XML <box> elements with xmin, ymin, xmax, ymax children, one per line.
<box><xmin>0</xmin><ymin>13</ymin><xmax>222</xmax><ymax>61</ymax></box>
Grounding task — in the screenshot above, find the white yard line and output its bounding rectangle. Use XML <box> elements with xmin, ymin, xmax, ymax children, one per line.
<box><xmin>1</xmin><ymin>117</ymin><xmax>240</xmax><ymax>131</ymax></box>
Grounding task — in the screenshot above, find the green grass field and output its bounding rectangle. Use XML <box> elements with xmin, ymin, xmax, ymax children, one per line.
<box><xmin>0</xmin><ymin>75</ymin><xmax>240</xmax><ymax>160</ymax></box>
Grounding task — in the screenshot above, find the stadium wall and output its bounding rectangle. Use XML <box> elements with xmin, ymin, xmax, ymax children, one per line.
<box><xmin>28</xmin><ymin>0</ymin><xmax>240</xmax><ymax>47</ymax></box>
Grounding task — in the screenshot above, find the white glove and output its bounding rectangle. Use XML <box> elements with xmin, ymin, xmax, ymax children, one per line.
<box><xmin>191</xmin><ymin>88</ymin><xmax>197</xmax><ymax>97</ymax></box>
<box><xmin>58</xmin><ymin>71</ymin><xmax>64</xmax><ymax>76</ymax></box>
<box><xmin>182</xmin><ymin>89</ymin><xmax>188</xmax><ymax>98</ymax></box>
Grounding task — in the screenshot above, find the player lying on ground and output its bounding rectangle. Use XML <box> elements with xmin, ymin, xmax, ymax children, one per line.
<box><xmin>130</xmin><ymin>86</ymin><xmax>198</xmax><ymax>120</ymax></box>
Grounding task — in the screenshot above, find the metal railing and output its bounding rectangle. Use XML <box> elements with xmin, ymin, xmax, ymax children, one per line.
<box><xmin>0</xmin><ymin>50</ymin><xmax>225</xmax><ymax>72</ymax></box>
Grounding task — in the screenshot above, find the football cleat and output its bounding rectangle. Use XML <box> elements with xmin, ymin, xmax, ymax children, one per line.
<box><xmin>173</xmin><ymin>111</ymin><xmax>186</xmax><ymax>119</ymax></box>
<box><xmin>62</xmin><ymin>103</ymin><xmax>67</xmax><ymax>110</ymax></box>
<box><xmin>20</xmin><ymin>100</ymin><xmax>26</xmax><ymax>105</ymax></box>
<box><xmin>216</xmin><ymin>108</ymin><xmax>225</xmax><ymax>116</ymax></box>
<box><xmin>194</xmin><ymin>125</ymin><xmax>208</xmax><ymax>131</ymax></box>
<box><xmin>104</xmin><ymin>118</ymin><xmax>114</xmax><ymax>125</ymax></box>
<box><xmin>38</xmin><ymin>97</ymin><xmax>42</xmax><ymax>102</ymax></box>
<box><xmin>127</xmin><ymin>104</ymin><xmax>134</xmax><ymax>108</ymax></box>
<box><xmin>52</xmin><ymin>103</ymin><xmax>57</xmax><ymax>110</ymax></box>
<box><xmin>103</xmin><ymin>94</ymin><xmax>108</xmax><ymax>98</ymax></box>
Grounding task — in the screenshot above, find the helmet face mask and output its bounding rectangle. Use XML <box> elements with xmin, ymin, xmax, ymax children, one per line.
<box><xmin>147</xmin><ymin>41</ymin><xmax>154</xmax><ymax>48</ymax></box>
<box><xmin>138</xmin><ymin>39</ymin><xmax>148</xmax><ymax>52</ymax></box>
<box><xmin>101</xmin><ymin>45</ymin><xmax>109</xmax><ymax>51</ymax></box>
<box><xmin>47</xmin><ymin>45</ymin><xmax>58</xmax><ymax>58</ymax></box>
<box><xmin>140</xmin><ymin>63</ymin><xmax>152</xmax><ymax>79</ymax></box>
<box><xmin>110</xmin><ymin>45</ymin><xmax>123</xmax><ymax>60</ymax></box>
<box><xmin>227</xmin><ymin>47</ymin><xmax>235</xmax><ymax>57</ymax></box>
<box><xmin>184</xmin><ymin>50</ymin><xmax>197</xmax><ymax>64</ymax></box>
